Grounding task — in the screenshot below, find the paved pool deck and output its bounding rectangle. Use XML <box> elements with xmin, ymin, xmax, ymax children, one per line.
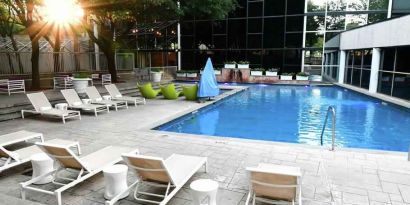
<box><xmin>0</xmin><ymin>85</ymin><xmax>409</xmax><ymax>205</ymax></box>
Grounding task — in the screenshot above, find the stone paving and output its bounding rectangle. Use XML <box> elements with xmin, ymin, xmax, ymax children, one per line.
<box><xmin>0</xmin><ymin>86</ymin><xmax>409</xmax><ymax>205</ymax></box>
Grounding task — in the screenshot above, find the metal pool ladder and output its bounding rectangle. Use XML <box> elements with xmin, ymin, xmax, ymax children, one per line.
<box><xmin>320</xmin><ymin>106</ymin><xmax>336</xmax><ymax>151</ymax></box>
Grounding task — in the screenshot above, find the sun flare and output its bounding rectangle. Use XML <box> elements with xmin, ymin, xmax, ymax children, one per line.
<box><xmin>41</xmin><ymin>0</ymin><xmax>84</xmax><ymax>25</ymax></box>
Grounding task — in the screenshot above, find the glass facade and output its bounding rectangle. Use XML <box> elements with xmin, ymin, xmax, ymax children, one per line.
<box><xmin>323</xmin><ymin>51</ymin><xmax>339</xmax><ymax>81</ymax></box>
<box><xmin>180</xmin><ymin>0</ymin><xmax>304</xmax><ymax>73</ymax></box>
<box><xmin>344</xmin><ymin>49</ymin><xmax>372</xmax><ymax>89</ymax></box>
<box><xmin>378</xmin><ymin>46</ymin><xmax>410</xmax><ymax>100</ymax></box>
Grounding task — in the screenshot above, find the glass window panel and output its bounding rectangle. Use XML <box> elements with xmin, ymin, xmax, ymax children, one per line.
<box><xmin>307</xmin><ymin>15</ymin><xmax>325</xmax><ymax>31</ymax></box>
<box><xmin>347</xmin><ymin>51</ymin><xmax>354</xmax><ymax>67</ymax></box>
<box><xmin>348</xmin><ymin>0</ymin><xmax>368</xmax><ymax>11</ymax></box>
<box><xmin>228</xmin><ymin>19</ymin><xmax>246</xmax><ymax>49</ymax></box>
<box><xmin>381</xmin><ymin>48</ymin><xmax>395</xmax><ymax>71</ymax></box>
<box><xmin>229</xmin><ymin>0</ymin><xmax>247</xmax><ymax>18</ymax></box>
<box><xmin>392</xmin><ymin>73</ymin><xmax>410</xmax><ymax>100</ymax></box>
<box><xmin>393</xmin><ymin>0</ymin><xmax>410</xmax><ymax>14</ymax></box>
<box><xmin>369</xmin><ymin>0</ymin><xmax>389</xmax><ymax>10</ymax></box>
<box><xmin>181</xmin><ymin>36</ymin><xmax>194</xmax><ymax>49</ymax></box>
<box><xmin>361</xmin><ymin>69</ymin><xmax>371</xmax><ymax>89</ymax></box>
<box><xmin>181</xmin><ymin>21</ymin><xmax>194</xmax><ymax>35</ymax></box>
<box><xmin>265</xmin><ymin>0</ymin><xmax>285</xmax><ymax>15</ymax></box>
<box><xmin>263</xmin><ymin>18</ymin><xmax>284</xmax><ymax>48</ymax></box>
<box><xmin>248</xmin><ymin>18</ymin><xmax>263</xmax><ymax>33</ymax></box>
<box><xmin>352</xmin><ymin>68</ymin><xmax>361</xmax><ymax>87</ymax></box>
<box><xmin>287</xmin><ymin>0</ymin><xmax>305</xmax><ymax>14</ymax></box>
<box><xmin>307</xmin><ymin>0</ymin><xmax>326</xmax><ymax>12</ymax></box>
<box><xmin>353</xmin><ymin>50</ymin><xmax>362</xmax><ymax>67</ymax></box>
<box><xmin>286</xmin><ymin>33</ymin><xmax>303</xmax><ymax>48</ymax></box>
<box><xmin>286</xmin><ymin>16</ymin><xmax>304</xmax><ymax>32</ymax></box>
<box><xmin>332</xmin><ymin>66</ymin><xmax>338</xmax><ymax>79</ymax></box>
<box><xmin>247</xmin><ymin>50</ymin><xmax>263</xmax><ymax>67</ymax></box>
<box><xmin>363</xmin><ymin>49</ymin><xmax>372</xmax><ymax>68</ymax></box>
<box><xmin>378</xmin><ymin>72</ymin><xmax>393</xmax><ymax>95</ymax></box>
<box><xmin>284</xmin><ymin>49</ymin><xmax>302</xmax><ymax>65</ymax></box>
<box><xmin>227</xmin><ymin>50</ymin><xmax>246</xmax><ymax>62</ymax></box>
<box><xmin>248</xmin><ymin>34</ymin><xmax>262</xmax><ymax>49</ymax></box>
<box><xmin>195</xmin><ymin>21</ymin><xmax>212</xmax><ymax>47</ymax></box>
<box><xmin>208</xmin><ymin>50</ymin><xmax>226</xmax><ymax>68</ymax></box>
<box><xmin>305</xmin><ymin>33</ymin><xmax>324</xmax><ymax>48</ymax></box>
<box><xmin>248</xmin><ymin>2</ymin><xmax>263</xmax><ymax>17</ymax></box>
<box><xmin>262</xmin><ymin>50</ymin><xmax>283</xmax><ymax>68</ymax></box>
<box><xmin>213</xmin><ymin>20</ymin><xmax>226</xmax><ymax>34</ymax></box>
<box><xmin>213</xmin><ymin>36</ymin><xmax>226</xmax><ymax>49</ymax></box>
<box><xmin>304</xmin><ymin>50</ymin><xmax>322</xmax><ymax>65</ymax></box>
<box><xmin>395</xmin><ymin>46</ymin><xmax>410</xmax><ymax>73</ymax></box>
<box><xmin>326</xmin><ymin>15</ymin><xmax>345</xmax><ymax>31</ymax></box>
<box><xmin>368</xmin><ymin>13</ymin><xmax>388</xmax><ymax>24</ymax></box>
<box><xmin>345</xmin><ymin>67</ymin><xmax>352</xmax><ymax>84</ymax></box>
<box><xmin>346</xmin><ymin>14</ymin><xmax>368</xmax><ymax>29</ymax></box>
<box><xmin>181</xmin><ymin>51</ymin><xmax>195</xmax><ymax>69</ymax></box>
<box><xmin>328</xmin><ymin>0</ymin><xmax>347</xmax><ymax>11</ymax></box>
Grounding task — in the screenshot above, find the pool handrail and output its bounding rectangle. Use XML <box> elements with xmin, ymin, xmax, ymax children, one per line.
<box><xmin>320</xmin><ymin>106</ymin><xmax>336</xmax><ymax>151</ymax></box>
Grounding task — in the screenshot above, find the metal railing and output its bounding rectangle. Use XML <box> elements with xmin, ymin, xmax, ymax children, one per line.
<box><xmin>320</xmin><ymin>106</ymin><xmax>336</xmax><ymax>151</ymax></box>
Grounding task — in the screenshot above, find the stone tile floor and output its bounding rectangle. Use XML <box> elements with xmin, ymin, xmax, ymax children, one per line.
<box><xmin>0</xmin><ymin>86</ymin><xmax>409</xmax><ymax>205</ymax></box>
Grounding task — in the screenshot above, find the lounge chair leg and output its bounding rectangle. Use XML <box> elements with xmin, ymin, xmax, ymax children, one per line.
<box><xmin>21</xmin><ymin>187</ymin><xmax>26</xmax><ymax>200</ymax></box>
<box><xmin>21</xmin><ymin>110</ymin><xmax>25</xmax><ymax>119</ymax></box>
<box><xmin>62</xmin><ymin>117</ymin><xmax>66</xmax><ymax>124</ymax></box>
<box><xmin>204</xmin><ymin>161</ymin><xmax>208</xmax><ymax>173</ymax></box>
<box><xmin>95</xmin><ymin>110</ymin><xmax>98</xmax><ymax>117</ymax></box>
<box><xmin>56</xmin><ymin>192</ymin><xmax>62</xmax><ymax>205</ymax></box>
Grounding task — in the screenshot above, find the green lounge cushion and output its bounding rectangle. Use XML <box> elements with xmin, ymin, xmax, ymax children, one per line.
<box><xmin>182</xmin><ymin>84</ymin><xmax>198</xmax><ymax>101</ymax></box>
<box><xmin>160</xmin><ymin>84</ymin><xmax>182</xmax><ymax>100</ymax></box>
<box><xmin>138</xmin><ymin>83</ymin><xmax>161</xmax><ymax>99</ymax></box>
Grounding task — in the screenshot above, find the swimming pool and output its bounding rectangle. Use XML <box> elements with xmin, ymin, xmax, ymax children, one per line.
<box><xmin>156</xmin><ymin>85</ymin><xmax>410</xmax><ymax>152</ymax></box>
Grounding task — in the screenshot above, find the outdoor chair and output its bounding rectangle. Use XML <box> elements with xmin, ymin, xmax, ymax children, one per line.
<box><xmin>22</xmin><ymin>92</ymin><xmax>81</xmax><ymax>124</ymax></box>
<box><xmin>137</xmin><ymin>82</ymin><xmax>161</xmax><ymax>99</ymax></box>
<box><xmin>182</xmin><ymin>84</ymin><xmax>198</xmax><ymax>101</ymax></box>
<box><xmin>105</xmin><ymin>84</ymin><xmax>145</xmax><ymax>106</ymax></box>
<box><xmin>0</xmin><ymin>79</ymin><xmax>25</xmax><ymax>95</ymax></box>
<box><xmin>53</xmin><ymin>75</ymin><xmax>73</xmax><ymax>90</ymax></box>
<box><xmin>61</xmin><ymin>89</ymin><xmax>109</xmax><ymax>116</ymax></box>
<box><xmin>85</xmin><ymin>86</ymin><xmax>128</xmax><ymax>111</ymax></box>
<box><xmin>245</xmin><ymin>163</ymin><xmax>302</xmax><ymax>205</ymax></box>
<box><xmin>160</xmin><ymin>83</ymin><xmax>183</xmax><ymax>100</ymax></box>
<box><xmin>21</xmin><ymin>143</ymin><xmax>139</xmax><ymax>205</ymax></box>
<box><xmin>91</xmin><ymin>73</ymin><xmax>111</xmax><ymax>85</ymax></box>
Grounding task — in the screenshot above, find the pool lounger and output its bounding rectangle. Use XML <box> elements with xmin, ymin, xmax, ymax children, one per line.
<box><xmin>20</xmin><ymin>143</ymin><xmax>138</xmax><ymax>205</ymax></box>
<box><xmin>246</xmin><ymin>163</ymin><xmax>302</xmax><ymax>205</ymax></box>
<box><xmin>85</xmin><ymin>86</ymin><xmax>128</xmax><ymax>111</ymax></box>
<box><xmin>22</xmin><ymin>92</ymin><xmax>81</xmax><ymax>124</ymax></box>
<box><xmin>61</xmin><ymin>89</ymin><xmax>109</xmax><ymax>116</ymax></box>
<box><xmin>105</xmin><ymin>84</ymin><xmax>146</xmax><ymax>106</ymax></box>
<box><xmin>105</xmin><ymin>153</ymin><xmax>207</xmax><ymax>205</ymax></box>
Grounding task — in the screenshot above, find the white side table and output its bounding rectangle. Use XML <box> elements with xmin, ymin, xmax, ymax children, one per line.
<box><xmin>82</xmin><ymin>99</ymin><xmax>91</xmax><ymax>105</ymax></box>
<box><xmin>190</xmin><ymin>179</ymin><xmax>219</xmax><ymax>205</ymax></box>
<box><xmin>55</xmin><ymin>103</ymin><xmax>68</xmax><ymax>110</ymax></box>
<box><xmin>31</xmin><ymin>153</ymin><xmax>54</xmax><ymax>184</ymax></box>
<box><xmin>102</xmin><ymin>95</ymin><xmax>112</xmax><ymax>101</ymax></box>
<box><xmin>103</xmin><ymin>164</ymin><xmax>129</xmax><ymax>200</ymax></box>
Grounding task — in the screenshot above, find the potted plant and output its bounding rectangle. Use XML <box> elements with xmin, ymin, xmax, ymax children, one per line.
<box><xmin>186</xmin><ymin>70</ymin><xmax>198</xmax><ymax>78</ymax></box>
<box><xmin>296</xmin><ymin>72</ymin><xmax>309</xmax><ymax>80</ymax></box>
<box><xmin>280</xmin><ymin>73</ymin><xmax>294</xmax><ymax>80</ymax></box>
<box><xmin>250</xmin><ymin>68</ymin><xmax>264</xmax><ymax>76</ymax></box>
<box><xmin>214</xmin><ymin>68</ymin><xmax>222</xmax><ymax>75</ymax></box>
<box><xmin>72</xmin><ymin>71</ymin><xmax>91</xmax><ymax>93</ymax></box>
<box><xmin>237</xmin><ymin>61</ymin><xmax>250</xmax><ymax>69</ymax></box>
<box><xmin>224</xmin><ymin>61</ymin><xmax>236</xmax><ymax>69</ymax></box>
<box><xmin>266</xmin><ymin>68</ymin><xmax>279</xmax><ymax>77</ymax></box>
<box><xmin>150</xmin><ymin>68</ymin><xmax>163</xmax><ymax>82</ymax></box>
<box><xmin>176</xmin><ymin>70</ymin><xmax>187</xmax><ymax>78</ymax></box>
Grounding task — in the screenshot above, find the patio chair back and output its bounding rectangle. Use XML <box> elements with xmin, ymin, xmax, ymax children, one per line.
<box><xmin>85</xmin><ymin>86</ymin><xmax>102</xmax><ymax>101</ymax></box>
<box><xmin>247</xmin><ymin>166</ymin><xmax>300</xmax><ymax>202</ymax></box>
<box><xmin>36</xmin><ymin>143</ymin><xmax>89</xmax><ymax>171</ymax></box>
<box><xmin>0</xmin><ymin>146</ymin><xmax>15</xmax><ymax>159</ymax></box>
<box><xmin>123</xmin><ymin>154</ymin><xmax>173</xmax><ymax>184</ymax></box>
<box><xmin>26</xmin><ymin>93</ymin><xmax>53</xmax><ymax>112</ymax></box>
<box><xmin>105</xmin><ymin>84</ymin><xmax>121</xmax><ymax>97</ymax></box>
<box><xmin>61</xmin><ymin>89</ymin><xmax>82</xmax><ymax>106</ymax></box>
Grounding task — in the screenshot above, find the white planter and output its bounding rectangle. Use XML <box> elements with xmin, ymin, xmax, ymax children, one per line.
<box><xmin>186</xmin><ymin>73</ymin><xmax>198</xmax><ymax>78</ymax></box>
<box><xmin>177</xmin><ymin>73</ymin><xmax>187</xmax><ymax>78</ymax></box>
<box><xmin>296</xmin><ymin>76</ymin><xmax>309</xmax><ymax>81</ymax></box>
<box><xmin>72</xmin><ymin>78</ymin><xmax>91</xmax><ymax>94</ymax></box>
<box><xmin>266</xmin><ymin>71</ymin><xmax>278</xmax><ymax>77</ymax></box>
<box><xmin>214</xmin><ymin>70</ymin><xmax>221</xmax><ymax>75</ymax></box>
<box><xmin>251</xmin><ymin>71</ymin><xmax>263</xmax><ymax>76</ymax></box>
<box><xmin>224</xmin><ymin>64</ymin><xmax>236</xmax><ymax>69</ymax></box>
<box><xmin>280</xmin><ymin>75</ymin><xmax>293</xmax><ymax>80</ymax></box>
<box><xmin>237</xmin><ymin>64</ymin><xmax>249</xmax><ymax>69</ymax></box>
<box><xmin>150</xmin><ymin>72</ymin><xmax>162</xmax><ymax>82</ymax></box>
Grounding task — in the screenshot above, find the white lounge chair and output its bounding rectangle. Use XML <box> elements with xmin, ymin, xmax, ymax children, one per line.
<box><xmin>53</xmin><ymin>75</ymin><xmax>73</xmax><ymax>90</ymax></box>
<box><xmin>0</xmin><ymin>145</ymin><xmax>43</xmax><ymax>173</ymax></box>
<box><xmin>246</xmin><ymin>163</ymin><xmax>302</xmax><ymax>205</ymax></box>
<box><xmin>21</xmin><ymin>143</ymin><xmax>138</xmax><ymax>205</ymax></box>
<box><xmin>85</xmin><ymin>86</ymin><xmax>128</xmax><ymax>111</ymax></box>
<box><xmin>106</xmin><ymin>153</ymin><xmax>207</xmax><ymax>205</ymax></box>
<box><xmin>105</xmin><ymin>84</ymin><xmax>146</xmax><ymax>107</ymax></box>
<box><xmin>22</xmin><ymin>92</ymin><xmax>81</xmax><ymax>124</ymax></box>
<box><xmin>0</xmin><ymin>79</ymin><xmax>25</xmax><ymax>95</ymax></box>
<box><xmin>61</xmin><ymin>89</ymin><xmax>109</xmax><ymax>116</ymax></box>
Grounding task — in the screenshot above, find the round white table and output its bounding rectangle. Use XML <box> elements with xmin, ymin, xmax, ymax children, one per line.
<box><xmin>190</xmin><ymin>179</ymin><xmax>219</xmax><ymax>205</ymax></box>
<box><xmin>31</xmin><ymin>153</ymin><xmax>54</xmax><ymax>184</ymax></box>
<box><xmin>81</xmin><ymin>99</ymin><xmax>91</xmax><ymax>104</ymax></box>
<box><xmin>103</xmin><ymin>164</ymin><xmax>129</xmax><ymax>200</ymax></box>
<box><xmin>55</xmin><ymin>103</ymin><xmax>68</xmax><ymax>110</ymax></box>
<box><xmin>102</xmin><ymin>95</ymin><xmax>112</xmax><ymax>100</ymax></box>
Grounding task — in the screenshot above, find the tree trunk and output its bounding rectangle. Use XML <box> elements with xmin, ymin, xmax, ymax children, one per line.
<box><xmin>30</xmin><ymin>38</ymin><xmax>41</xmax><ymax>90</ymax></box>
<box><xmin>106</xmin><ymin>49</ymin><xmax>117</xmax><ymax>82</ymax></box>
<box><xmin>73</xmin><ymin>34</ymin><xmax>80</xmax><ymax>71</ymax></box>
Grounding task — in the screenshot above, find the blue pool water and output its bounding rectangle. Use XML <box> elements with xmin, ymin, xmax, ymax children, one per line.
<box><xmin>156</xmin><ymin>85</ymin><xmax>410</xmax><ymax>152</ymax></box>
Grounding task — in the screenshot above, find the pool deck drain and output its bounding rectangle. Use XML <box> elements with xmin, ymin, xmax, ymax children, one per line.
<box><xmin>0</xmin><ymin>85</ymin><xmax>409</xmax><ymax>205</ymax></box>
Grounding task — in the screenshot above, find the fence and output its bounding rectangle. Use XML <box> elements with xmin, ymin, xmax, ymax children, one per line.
<box><xmin>0</xmin><ymin>52</ymin><xmax>135</xmax><ymax>75</ymax></box>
